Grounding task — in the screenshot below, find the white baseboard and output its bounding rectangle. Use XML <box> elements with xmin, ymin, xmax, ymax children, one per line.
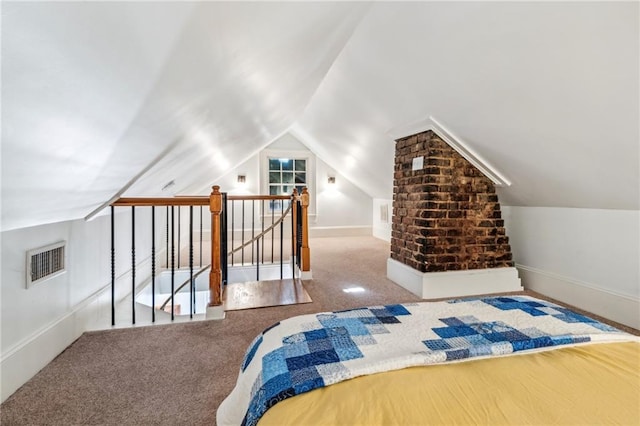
<box><xmin>372</xmin><ymin>226</ymin><xmax>391</xmax><ymax>242</ymax></box>
<box><xmin>0</xmin><ymin>254</ymin><xmax>156</xmax><ymax>403</ymax></box>
<box><xmin>516</xmin><ymin>264</ymin><xmax>640</xmax><ymax>330</ymax></box>
<box><xmin>199</xmin><ymin>226</ymin><xmax>373</xmax><ymax>241</ymax></box>
<box><xmin>308</xmin><ymin>226</ymin><xmax>372</xmax><ymax>238</ymax></box>
<box><xmin>1</xmin><ymin>310</ymin><xmax>78</xmax><ymax>402</ymax></box>
<box><xmin>387</xmin><ymin>258</ymin><xmax>522</xmax><ymax>299</ymax></box>
<box><xmin>387</xmin><ymin>258</ymin><xmax>424</xmax><ymax>296</ymax></box>
<box><xmin>0</xmin><ymin>283</ymin><xmax>110</xmax><ymax>402</ymax></box>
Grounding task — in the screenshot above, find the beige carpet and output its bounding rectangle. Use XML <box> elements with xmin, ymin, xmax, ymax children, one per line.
<box><xmin>0</xmin><ymin>237</ymin><xmax>421</xmax><ymax>425</ymax></box>
<box><xmin>1</xmin><ymin>236</ymin><xmax>636</xmax><ymax>425</ymax></box>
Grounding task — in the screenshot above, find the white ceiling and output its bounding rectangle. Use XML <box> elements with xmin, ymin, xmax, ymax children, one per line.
<box><xmin>2</xmin><ymin>1</ymin><xmax>638</xmax><ymax>231</ymax></box>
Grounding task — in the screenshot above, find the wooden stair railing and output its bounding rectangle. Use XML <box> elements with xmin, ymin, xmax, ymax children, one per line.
<box><xmin>110</xmin><ymin>185</ymin><xmax>311</xmax><ymax>324</ymax></box>
<box><xmin>111</xmin><ymin>194</ymin><xmax>210</xmax><ymax>325</ymax></box>
<box><xmin>157</xmin><ymin>263</ymin><xmax>211</xmax><ymax>311</ymax></box>
<box><xmin>225</xmin><ymin>189</ymin><xmax>310</xmax><ymax>278</ymax></box>
<box><xmin>226</xmin><ymin>203</ymin><xmax>293</xmax><ymax>256</ymax></box>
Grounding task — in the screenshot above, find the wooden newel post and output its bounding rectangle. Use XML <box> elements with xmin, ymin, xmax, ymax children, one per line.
<box><xmin>209</xmin><ymin>185</ymin><xmax>222</xmax><ymax>306</ymax></box>
<box><xmin>300</xmin><ymin>187</ymin><xmax>311</xmax><ymax>272</ymax></box>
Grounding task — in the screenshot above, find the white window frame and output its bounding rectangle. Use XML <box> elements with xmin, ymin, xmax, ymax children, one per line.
<box><xmin>260</xmin><ymin>149</ymin><xmax>316</xmax><ymax>216</ymax></box>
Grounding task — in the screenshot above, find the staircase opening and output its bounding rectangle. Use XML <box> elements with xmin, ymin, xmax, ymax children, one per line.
<box><xmin>106</xmin><ymin>186</ymin><xmax>312</xmax><ymax>327</ymax></box>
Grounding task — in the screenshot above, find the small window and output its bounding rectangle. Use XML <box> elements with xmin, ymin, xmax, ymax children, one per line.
<box><xmin>268</xmin><ymin>158</ymin><xmax>307</xmax><ymax>211</ymax></box>
<box><xmin>260</xmin><ymin>148</ymin><xmax>316</xmax><ymax>216</ymax></box>
<box><xmin>26</xmin><ymin>241</ymin><xmax>67</xmax><ymax>288</ymax></box>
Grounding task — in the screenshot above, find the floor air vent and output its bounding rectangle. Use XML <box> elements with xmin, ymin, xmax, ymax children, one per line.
<box><xmin>26</xmin><ymin>241</ymin><xmax>66</xmax><ymax>288</ymax></box>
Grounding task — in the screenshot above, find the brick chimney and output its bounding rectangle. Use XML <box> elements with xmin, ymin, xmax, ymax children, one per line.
<box><xmin>387</xmin><ymin>129</ymin><xmax>521</xmax><ymax>298</ymax></box>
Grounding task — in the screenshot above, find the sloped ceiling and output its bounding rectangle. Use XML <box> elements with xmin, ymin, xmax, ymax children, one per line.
<box><xmin>2</xmin><ymin>1</ymin><xmax>638</xmax><ymax>232</ymax></box>
<box><xmin>297</xmin><ymin>1</ymin><xmax>639</xmax><ymax>208</ymax></box>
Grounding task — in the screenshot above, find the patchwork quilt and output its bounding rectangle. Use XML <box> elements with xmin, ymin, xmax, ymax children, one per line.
<box><xmin>217</xmin><ymin>296</ymin><xmax>637</xmax><ymax>426</ymax></box>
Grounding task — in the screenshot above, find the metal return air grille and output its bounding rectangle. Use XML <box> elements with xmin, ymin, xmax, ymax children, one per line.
<box><xmin>26</xmin><ymin>242</ymin><xmax>66</xmax><ymax>287</ymax></box>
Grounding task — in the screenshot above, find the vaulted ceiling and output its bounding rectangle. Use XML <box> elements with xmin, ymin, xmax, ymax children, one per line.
<box><xmin>2</xmin><ymin>1</ymin><xmax>638</xmax><ymax>232</ymax></box>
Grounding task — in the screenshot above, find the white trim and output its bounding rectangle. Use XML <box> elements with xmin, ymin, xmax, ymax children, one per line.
<box><xmin>0</xmin><ymin>253</ymin><xmax>158</xmax><ymax>402</ymax></box>
<box><xmin>0</xmin><ymin>281</ymin><xmax>111</xmax><ymax>401</ymax></box>
<box><xmin>308</xmin><ymin>225</ymin><xmax>371</xmax><ymax>238</ymax></box>
<box><xmin>372</xmin><ymin>226</ymin><xmax>391</xmax><ymax>242</ymax></box>
<box><xmin>387</xmin><ymin>118</ymin><xmax>434</xmax><ymax>142</ymax></box>
<box><xmin>206</xmin><ymin>305</ymin><xmax>226</xmax><ymax>320</ymax></box>
<box><xmin>1</xmin><ymin>282</ymin><xmax>107</xmax><ymax>364</ymax></box>
<box><xmin>386</xmin><ymin>258</ymin><xmax>424</xmax><ymax>296</ymax></box>
<box><xmin>299</xmin><ymin>270</ymin><xmax>313</xmax><ymax>280</ymax></box>
<box><xmin>387</xmin><ymin>258</ymin><xmax>522</xmax><ymax>299</ymax></box>
<box><xmin>259</xmin><ymin>148</ymin><xmax>317</xmax><ymax>215</ymax></box>
<box><xmin>516</xmin><ymin>264</ymin><xmax>638</xmax><ymax>301</ymax></box>
<box><xmin>198</xmin><ymin>225</ymin><xmax>371</xmax><ymax>240</ymax></box>
<box><xmin>516</xmin><ymin>264</ymin><xmax>640</xmax><ymax>329</ymax></box>
<box><xmin>386</xmin><ymin>116</ymin><xmax>511</xmax><ymax>187</ymax></box>
<box><xmin>1</xmin><ymin>309</ymin><xmax>78</xmax><ymax>402</ymax></box>
<box><xmin>1</xmin><ymin>253</ymin><xmax>157</xmax><ymax>363</ymax></box>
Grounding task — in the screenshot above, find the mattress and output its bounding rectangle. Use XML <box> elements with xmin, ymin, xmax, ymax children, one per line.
<box><xmin>217</xmin><ymin>295</ymin><xmax>639</xmax><ymax>426</ymax></box>
<box><xmin>259</xmin><ymin>341</ymin><xmax>640</xmax><ymax>425</ymax></box>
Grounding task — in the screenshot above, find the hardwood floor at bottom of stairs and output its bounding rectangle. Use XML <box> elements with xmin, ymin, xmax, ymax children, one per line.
<box><xmin>223</xmin><ymin>278</ymin><xmax>312</xmax><ymax>311</ymax></box>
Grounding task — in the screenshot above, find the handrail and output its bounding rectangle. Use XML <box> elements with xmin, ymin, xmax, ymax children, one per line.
<box><xmin>157</xmin><ymin>263</ymin><xmax>211</xmax><ymax>311</ymax></box>
<box><xmin>227</xmin><ymin>194</ymin><xmax>291</xmax><ymax>201</ymax></box>
<box><xmin>113</xmin><ymin>194</ymin><xmax>291</xmax><ymax>205</ymax></box>
<box><xmin>227</xmin><ymin>203</ymin><xmax>292</xmax><ymax>256</ymax></box>
<box><xmin>112</xmin><ymin>197</ymin><xmax>208</xmax><ymax>207</ymax></box>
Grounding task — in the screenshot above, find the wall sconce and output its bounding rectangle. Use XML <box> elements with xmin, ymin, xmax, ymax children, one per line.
<box><xmin>237</xmin><ymin>175</ymin><xmax>246</xmax><ymax>184</ymax></box>
<box><xmin>327</xmin><ymin>176</ymin><xmax>336</xmax><ymax>184</ymax></box>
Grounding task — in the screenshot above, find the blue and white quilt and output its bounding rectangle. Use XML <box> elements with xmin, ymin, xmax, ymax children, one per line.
<box><xmin>217</xmin><ymin>296</ymin><xmax>637</xmax><ymax>426</ymax></box>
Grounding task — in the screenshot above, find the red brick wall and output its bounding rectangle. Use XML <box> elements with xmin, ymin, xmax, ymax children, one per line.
<box><xmin>391</xmin><ymin>130</ymin><xmax>514</xmax><ymax>273</ymax></box>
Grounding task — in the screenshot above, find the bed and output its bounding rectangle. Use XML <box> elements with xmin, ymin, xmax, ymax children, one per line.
<box><xmin>217</xmin><ymin>295</ymin><xmax>640</xmax><ymax>425</ymax></box>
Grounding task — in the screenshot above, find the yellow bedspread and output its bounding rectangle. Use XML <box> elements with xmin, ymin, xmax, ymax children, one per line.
<box><xmin>259</xmin><ymin>342</ymin><xmax>640</xmax><ymax>425</ymax></box>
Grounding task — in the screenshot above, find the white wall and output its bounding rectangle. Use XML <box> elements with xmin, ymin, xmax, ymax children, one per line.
<box><xmin>502</xmin><ymin>206</ymin><xmax>640</xmax><ymax>328</ymax></box>
<box><xmin>211</xmin><ymin>133</ymin><xmax>373</xmax><ymax>236</ymax></box>
<box><xmin>372</xmin><ymin>198</ymin><xmax>392</xmax><ymax>242</ymax></box>
<box><xmin>314</xmin><ymin>157</ymin><xmax>372</xmax><ymax>231</ymax></box>
<box><xmin>218</xmin><ymin>155</ymin><xmax>261</xmax><ymax>197</ymax></box>
<box><xmin>1</xmin><ymin>208</ymin><xmax>161</xmax><ymax>401</ymax></box>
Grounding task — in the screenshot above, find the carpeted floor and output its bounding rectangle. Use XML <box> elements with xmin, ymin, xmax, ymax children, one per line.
<box><xmin>0</xmin><ymin>237</ymin><xmax>421</xmax><ymax>425</ymax></box>
<box><xmin>1</xmin><ymin>236</ymin><xmax>636</xmax><ymax>425</ymax></box>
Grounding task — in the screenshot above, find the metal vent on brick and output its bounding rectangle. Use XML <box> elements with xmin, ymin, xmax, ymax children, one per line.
<box><xmin>26</xmin><ymin>241</ymin><xmax>66</xmax><ymax>287</ymax></box>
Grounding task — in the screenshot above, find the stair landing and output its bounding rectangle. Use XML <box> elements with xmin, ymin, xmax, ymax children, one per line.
<box><xmin>223</xmin><ymin>278</ymin><xmax>312</xmax><ymax>311</ymax></box>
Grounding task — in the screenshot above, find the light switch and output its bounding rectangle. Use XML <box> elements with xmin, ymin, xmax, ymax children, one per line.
<box><xmin>412</xmin><ymin>156</ymin><xmax>424</xmax><ymax>171</ymax></box>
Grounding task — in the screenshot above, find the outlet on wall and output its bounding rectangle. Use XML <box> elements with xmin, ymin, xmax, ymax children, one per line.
<box><xmin>412</xmin><ymin>156</ymin><xmax>423</xmax><ymax>171</ymax></box>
